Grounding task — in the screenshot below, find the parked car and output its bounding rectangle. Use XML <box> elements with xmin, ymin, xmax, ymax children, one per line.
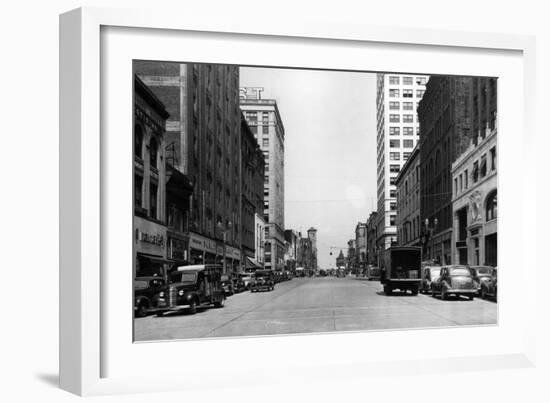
<box><xmin>469</xmin><ymin>266</ymin><xmax>494</xmax><ymax>296</ymax></box>
<box><xmin>239</xmin><ymin>272</ymin><xmax>255</xmax><ymax>290</ymax></box>
<box><xmin>155</xmin><ymin>264</ymin><xmax>226</xmax><ymax>316</ymax></box>
<box><xmin>431</xmin><ymin>265</ymin><xmax>477</xmax><ymax>300</ymax></box>
<box><xmin>480</xmin><ymin>267</ymin><xmax>497</xmax><ymax>300</ymax></box>
<box><xmin>134</xmin><ymin>276</ymin><xmax>166</xmax><ymax>317</ymax></box>
<box><xmin>420</xmin><ymin>266</ymin><xmax>441</xmax><ymax>294</ymax></box>
<box><xmin>366</xmin><ymin>265</ymin><xmax>381</xmax><ymax>281</ymax></box>
<box><xmin>250</xmin><ymin>270</ymin><xmax>275</xmax><ymax>292</ymax></box>
<box><xmin>231</xmin><ymin>273</ymin><xmax>246</xmax><ymax>293</ymax></box>
<box><xmin>220</xmin><ymin>274</ymin><xmax>234</xmax><ymax>296</ymax></box>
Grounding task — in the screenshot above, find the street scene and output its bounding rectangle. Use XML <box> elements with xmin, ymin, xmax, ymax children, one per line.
<box><xmin>133</xmin><ymin>62</ymin><xmax>498</xmax><ymax>341</ymax></box>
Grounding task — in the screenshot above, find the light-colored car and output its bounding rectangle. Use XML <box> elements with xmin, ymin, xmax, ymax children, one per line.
<box><xmin>420</xmin><ymin>266</ymin><xmax>441</xmax><ymax>294</ymax></box>
<box><xmin>431</xmin><ymin>265</ymin><xmax>477</xmax><ymax>300</ymax></box>
<box><xmin>239</xmin><ymin>272</ymin><xmax>254</xmax><ymax>290</ymax></box>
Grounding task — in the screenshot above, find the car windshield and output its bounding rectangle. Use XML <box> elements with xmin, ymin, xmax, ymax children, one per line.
<box><xmin>475</xmin><ymin>267</ymin><xmax>492</xmax><ymax>275</ymax></box>
<box><xmin>450</xmin><ymin>267</ymin><xmax>470</xmax><ymax>276</ymax></box>
<box><xmin>255</xmin><ymin>271</ymin><xmax>270</xmax><ymax>278</ymax></box>
<box><xmin>170</xmin><ymin>271</ymin><xmax>197</xmax><ymax>283</ymax></box>
<box><xmin>430</xmin><ymin>268</ymin><xmax>441</xmax><ymax>277</ymax></box>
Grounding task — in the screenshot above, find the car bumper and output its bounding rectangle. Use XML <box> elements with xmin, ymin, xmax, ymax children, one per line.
<box><xmin>446</xmin><ymin>289</ymin><xmax>477</xmax><ymax>294</ymax></box>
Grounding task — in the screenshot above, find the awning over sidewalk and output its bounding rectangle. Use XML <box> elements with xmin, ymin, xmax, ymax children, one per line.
<box><xmin>137</xmin><ymin>253</ymin><xmax>174</xmax><ymax>265</ymax></box>
<box><xmin>245</xmin><ymin>257</ymin><xmax>263</xmax><ymax>270</ymax></box>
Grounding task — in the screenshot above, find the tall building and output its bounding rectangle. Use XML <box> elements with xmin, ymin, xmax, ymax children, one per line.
<box><xmin>307</xmin><ymin>227</ymin><xmax>318</xmax><ymax>271</ymax></box>
<box><xmin>240</xmin><ymin>89</ymin><xmax>285</xmax><ymax>271</ymax></box>
<box><xmin>451</xmin><ymin>77</ymin><xmax>497</xmax><ymax>266</ymax></box>
<box><xmin>134</xmin><ymin>62</ymin><xmax>243</xmax><ymax>273</ymax></box>
<box><xmin>417</xmin><ymin>76</ymin><xmax>472</xmax><ymax>265</ymax></box>
<box><xmin>366</xmin><ymin>212</ymin><xmax>378</xmax><ymax>265</ymax></box>
<box><xmin>133</xmin><ymin>75</ymin><xmax>170</xmax><ymax>279</ymax></box>
<box><xmin>241</xmin><ymin>114</ymin><xmax>265</xmax><ymax>268</ymax></box>
<box><xmin>395</xmin><ymin>145</ymin><xmax>421</xmax><ymax>247</ymax></box>
<box><xmin>375</xmin><ymin>74</ymin><xmax>428</xmax><ymax>255</ymax></box>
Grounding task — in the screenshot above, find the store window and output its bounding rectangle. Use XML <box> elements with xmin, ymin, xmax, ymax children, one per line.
<box><xmin>149</xmin><ymin>137</ymin><xmax>158</xmax><ymax>169</ymax></box>
<box><xmin>135</xmin><ymin>124</ymin><xmax>143</xmax><ymax>158</ymax></box>
<box><xmin>486</xmin><ymin>190</ymin><xmax>497</xmax><ymax>221</ymax></box>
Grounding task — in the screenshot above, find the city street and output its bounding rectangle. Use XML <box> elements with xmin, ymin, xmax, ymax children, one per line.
<box><xmin>134</xmin><ymin>276</ymin><xmax>497</xmax><ymax>341</ymax></box>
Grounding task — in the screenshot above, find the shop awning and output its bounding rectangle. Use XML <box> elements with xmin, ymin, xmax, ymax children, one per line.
<box><xmin>245</xmin><ymin>257</ymin><xmax>263</xmax><ymax>269</ymax></box>
<box><xmin>137</xmin><ymin>253</ymin><xmax>173</xmax><ymax>264</ymax></box>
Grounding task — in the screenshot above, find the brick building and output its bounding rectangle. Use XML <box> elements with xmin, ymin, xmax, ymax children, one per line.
<box><xmin>395</xmin><ymin>145</ymin><xmax>421</xmax><ymax>247</ymax></box>
<box><xmin>417</xmin><ymin>76</ymin><xmax>472</xmax><ymax>264</ymax></box>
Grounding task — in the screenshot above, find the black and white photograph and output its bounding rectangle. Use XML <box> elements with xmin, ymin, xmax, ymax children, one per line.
<box><xmin>133</xmin><ymin>61</ymin><xmax>498</xmax><ymax>342</ymax></box>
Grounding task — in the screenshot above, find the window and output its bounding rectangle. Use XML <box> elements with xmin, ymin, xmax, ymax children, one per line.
<box><xmin>454</xmin><ymin>178</ymin><xmax>458</xmax><ymax>196</ymax></box>
<box><xmin>262</xmin><ymin>138</ymin><xmax>269</xmax><ymax>148</ymax></box>
<box><xmin>389</xmin><ymin>76</ymin><xmax>400</xmax><ymax>85</ymax></box>
<box><xmin>246</xmin><ymin>112</ymin><xmax>257</xmax><ymax>122</ymax></box>
<box><xmin>480</xmin><ymin>154</ymin><xmax>487</xmax><ymax>177</ymax></box>
<box><xmin>416</xmin><ymin>89</ymin><xmax>425</xmax><ymax>98</ymax></box>
<box><xmin>390</xmin><ymin>177</ymin><xmax>397</xmax><ymax>185</ymax></box>
<box><xmin>390</xmin><ymin>214</ymin><xmax>396</xmax><ymax>225</ymax></box>
<box><xmin>150</xmin><ymin>183</ymin><xmax>158</xmax><ymax>219</ymax></box>
<box><xmin>390</xmin><ymin>139</ymin><xmax>400</xmax><ymax>148</ymax></box>
<box><xmin>389</xmin><ymin>127</ymin><xmax>400</xmax><ymax>136</ymax></box>
<box><xmin>262</xmin><ymin>125</ymin><xmax>269</xmax><ymax>135</ymax></box>
<box><xmin>135</xmin><ymin>174</ymin><xmax>143</xmax><ymax>207</ymax></box>
<box><xmin>149</xmin><ymin>138</ymin><xmax>158</xmax><ymax>169</ymax></box>
<box><xmin>403</xmin><ymin>76</ymin><xmax>413</xmax><ymax>85</ymax></box>
<box><xmin>390</xmin><ymin>164</ymin><xmax>400</xmax><ymax>173</ymax></box>
<box><xmin>486</xmin><ymin>190</ymin><xmax>497</xmax><ymax>221</ymax></box>
<box><xmin>465</xmin><ymin>170</ymin><xmax>468</xmax><ymax>189</ymax></box>
<box><xmin>389</xmin><ymin>114</ymin><xmax>400</xmax><ymax>123</ymax></box>
<box><xmin>459</xmin><ymin>174</ymin><xmax>463</xmax><ymax>191</ymax></box>
<box><xmin>134</xmin><ymin>125</ymin><xmax>143</xmax><ymax>158</ymax></box>
<box><xmin>389</xmin><ymin>101</ymin><xmax>400</xmax><ymax>110</ymax></box>
<box><xmin>403</xmin><ymin>152</ymin><xmax>411</xmax><ymax>160</ymax></box>
<box><xmin>389</xmin><ymin>89</ymin><xmax>400</xmax><ymax>98</ymax></box>
<box><xmin>403</xmin><ymin>114</ymin><xmax>414</xmax><ymax>123</ymax></box>
<box><xmin>390</xmin><ymin>202</ymin><xmax>397</xmax><ymax>210</ymax></box>
<box><xmin>390</xmin><ymin>189</ymin><xmax>397</xmax><ymax>198</ymax></box>
<box><xmin>262</xmin><ymin>112</ymin><xmax>269</xmax><ymax>123</ymax></box>
<box><xmin>403</xmin><ymin>89</ymin><xmax>413</xmax><ymax>98</ymax></box>
<box><xmin>390</xmin><ymin>152</ymin><xmax>400</xmax><ymax>161</ymax></box>
<box><xmin>403</xmin><ymin>127</ymin><xmax>414</xmax><ymax>135</ymax></box>
<box><xmin>403</xmin><ymin>139</ymin><xmax>414</xmax><ymax>148</ymax></box>
<box><xmin>416</xmin><ymin>77</ymin><xmax>427</xmax><ymax>85</ymax></box>
<box><xmin>473</xmin><ymin>161</ymin><xmax>479</xmax><ymax>183</ymax></box>
<box><xmin>490</xmin><ymin>147</ymin><xmax>497</xmax><ymax>171</ymax></box>
<box><xmin>403</xmin><ymin>102</ymin><xmax>413</xmax><ymax>110</ymax></box>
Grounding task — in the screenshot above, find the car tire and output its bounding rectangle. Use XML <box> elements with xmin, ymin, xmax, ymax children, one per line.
<box><xmin>156</xmin><ymin>310</ymin><xmax>164</xmax><ymax>317</ymax></box>
<box><xmin>480</xmin><ymin>288</ymin><xmax>487</xmax><ymax>300</ymax></box>
<box><xmin>188</xmin><ymin>300</ymin><xmax>197</xmax><ymax>315</ymax></box>
<box><xmin>468</xmin><ymin>295</ymin><xmax>474</xmax><ymax>300</ymax></box>
<box><xmin>136</xmin><ymin>303</ymin><xmax>148</xmax><ymax>318</ymax></box>
<box><xmin>411</xmin><ymin>288</ymin><xmax>418</xmax><ymax>296</ymax></box>
<box><xmin>214</xmin><ymin>297</ymin><xmax>225</xmax><ymax>308</ymax></box>
<box><xmin>440</xmin><ymin>289</ymin><xmax>447</xmax><ymax>300</ymax></box>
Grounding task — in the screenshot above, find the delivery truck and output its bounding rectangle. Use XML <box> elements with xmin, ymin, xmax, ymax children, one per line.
<box><xmin>380</xmin><ymin>246</ymin><xmax>422</xmax><ymax>296</ymax></box>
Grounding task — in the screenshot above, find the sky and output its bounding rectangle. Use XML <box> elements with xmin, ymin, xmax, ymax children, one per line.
<box><xmin>240</xmin><ymin>67</ymin><xmax>378</xmax><ymax>269</ymax></box>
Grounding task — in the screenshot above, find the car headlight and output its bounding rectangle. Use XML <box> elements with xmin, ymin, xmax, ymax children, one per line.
<box><xmin>159</xmin><ymin>292</ymin><xmax>165</xmax><ymax>298</ymax></box>
<box><xmin>178</xmin><ymin>290</ymin><xmax>184</xmax><ymax>296</ymax></box>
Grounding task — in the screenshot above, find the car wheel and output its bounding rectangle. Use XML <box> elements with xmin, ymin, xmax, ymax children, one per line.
<box><xmin>214</xmin><ymin>297</ymin><xmax>225</xmax><ymax>308</ymax></box>
<box><xmin>155</xmin><ymin>310</ymin><xmax>164</xmax><ymax>317</ymax></box>
<box><xmin>440</xmin><ymin>289</ymin><xmax>447</xmax><ymax>300</ymax></box>
<box><xmin>136</xmin><ymin>303</ymin><xmax>148</xmax><ymax>318</ymax></box>
<box><xmin>468</xmin><ymin>295</ymin><xmax>474</xmax><ymax>300</ymax></box>
<box><xmin>431</xmin><ymin>287</ymin><xmax>436</xmax><ymax>297</ymax></box>
<box><xmin>480</xmin><ymin>288</ymin><xmax>487</xmax><ymax>300</ymax></box>
<box><xmin>188</xmin><ymin>300</ymin><xmax>197</xmax><ymax>315</ymax></box>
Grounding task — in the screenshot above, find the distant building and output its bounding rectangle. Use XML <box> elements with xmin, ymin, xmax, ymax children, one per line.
<box><xmin>375</xmin><ymin>74</ymin><xmax>429</xmax><ymax>256</ymax></box>
<box><xmin>241</xmin><ymin>114</ymin><xmax>265</xmax><ymax>269</ymax></box>
<box><xmin>133</xmin><ymin>75</ymin><xmax>170</xmax><ymax>279</ymax></box>
<box><xmin>355</xmin><ymin>222</ymin><xmax>367</xmax><ymax>270</ymax></box>
<box><xmin>395</xmin><ymin>145</ymin><xmax>421</xmax><ymax>247</ymax></box>
<box><xmin>240</xmin><ymin>91</ymin><xmax>286</xmax><ymax>271</ymax></box>
<box><xmin>307</xmin><ymin>227</ymin><xmax>318</xmax><ymax>271</ymax></box>
<box><xmin>347</xmin><ymin>239</ymin><xmax>357</xmax><ymax>270</ymax></box>
<box><xmin>417</xmin><ymin>76</ymin><xmax>472</xmax><ymax>265</ymax></box>
<box><xmin>297</xmin><ymin>234</ymin><xmax>313</xmax><ymax>275</ymax></box>
<box><xmin>335</xmin><ymin>250</ymin><xmax>346</xmax><ymax>269</ymax></box>
<box><xmin>284</xmin><ymin>229</ymin><xmax>299</xmax><ymax>272</ymax></box>
<box><xmin>254</xmin><ymin>213</ymin><xmax>266</xmax><ymax>266</ymax></box>
<box><xmin>366</xmin><ymin>212</ymin><xmax>378</xmax><ymax>265</ymax></box>
<box><xmin>451</xmin><ymin>77</ymin><xmax>497</xmax><ymax>266</ymax></box>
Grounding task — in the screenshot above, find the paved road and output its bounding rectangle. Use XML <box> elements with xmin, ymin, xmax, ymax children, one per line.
<box><xmin>134</xmin><ymin>276</ymin><xmax>497</xmax><ymax>342</ymax></box>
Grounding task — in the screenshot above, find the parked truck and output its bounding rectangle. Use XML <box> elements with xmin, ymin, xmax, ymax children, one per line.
<box><xmin>380</xmin><ymin>246</ymin><xmax>422</xmax><ymax>296</ymax></box>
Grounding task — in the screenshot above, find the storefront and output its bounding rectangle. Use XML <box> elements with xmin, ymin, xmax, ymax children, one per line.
<box><xmin>188</xmin><ymin>232</ymin><xmax>218</xmax><ymax>265</ymax></box>
<box><xmin>167</xmin><ymin>232</ymin><xmax>189</xmax><ymax>268</ymax></box>
<box><xmin>134</xmin><ymin>216</ymin><xmax>169</xmax><ymax>279</ymax></box>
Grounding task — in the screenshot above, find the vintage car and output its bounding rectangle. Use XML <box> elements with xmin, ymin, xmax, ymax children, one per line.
<box><xmin>431</xmin><ymin>265</ymin><xmax>477</xmax><ymax>300</ymax></box>
<box><xmin>336</xmin><ymin>268</ymin><xmax>346</xmax><ymax>278</ymax></box>
<box><xmin>420</xmin><ymin>266</ymin><xmax>441</xmax><ymax>294</ymax></box>
<box><xmin>480</xmin><ymin>267</ymin><xmax>497</xmax><ymax>300</ymax></box>
<box><xmin>239</xmin><ymin>271</ymin><xmax>255</xmax><ymax>290</ymax></box>
<box><xmin>250</xmin><ymin>270</ymin><xmax>275</xmax><ymax>292</ymax></box>
<box><xmin>134</xmin><ymin>276</ymin><xmax>166</xmax><ymax>317</ymax></box>
<box><xmin>469</xmin><ymin>266</ymin><xmax>494</xmax><ymax>296</ymax></box>
<box><xmin>155</xmin><ymin>264</ymin><xmax>226</xmax><ymax>316</ymax></box>
<box><xmin>220</xmin><ymin>274</ymin><xmax>234</xmax><ymax>296</ymax></box>
<box><xmin>366</xmin><ymin>265</ymin><xmax>381</xmax><ymax>281</ymax></box>
<box><xmin>231</xmin><ymin>273</ymin><xmax>246</xmax><ymax>293</ymax></box>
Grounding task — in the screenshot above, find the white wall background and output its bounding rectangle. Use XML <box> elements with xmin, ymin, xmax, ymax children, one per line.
<box><xmin>0</xmin><ymin>0</ymin><xmax>548</xmax><ymax>402</ymax></box>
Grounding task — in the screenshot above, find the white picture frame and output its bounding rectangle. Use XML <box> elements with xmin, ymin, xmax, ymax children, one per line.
<box><xmin>60</xmin><ymin>6</ymin><xmax>537</xmax><ymax>396</ymax></box>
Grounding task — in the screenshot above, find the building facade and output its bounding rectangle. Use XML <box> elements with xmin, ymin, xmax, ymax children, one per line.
<box><xmin>451</xmin><ymin>77</ymin><xmax>498</xmax><ymax>266</ymax></box>
<box><xmin>366</xmin><ymin>212</ymin><xmax>378</xmax><ymax>265</ymax></box>
<box><xmin>417</xmin><ymin>76</ymin><xmax>472</xmax><ymax>265</ymax></box>
<box><xmin>375</xmin><ymin>74</ymin><xmax>428</xmax><ymax>255</ymax></box>
<box><xmin>254</xmin><ymin>213</ymin><xmax>266</xmax><ymax>266</ymax></box>
<box><xmin>284</xmin><ymin>229</ymin><xmax>299</xmax><ymax>273</ymax></box>
<box><xmin>134</xmin><ymin>75</ymin><xmax>170</xmax><ymax>279</ymax></box>
<box><xmin>297</xmin><ymin>235</ymin><xmax>313</xmax><ymax>275</ymax></box>
<box><xmin>241</xmin><ymin>114</ymin><xmax>265</xmax><ymax>267</ymax></box>
<box><xmin>355</xmin><ymin>222</ymin><xmax>367</xmax><ymax>270</ymax></box>
<box><xmin>307</xmin><ymin>227</ymin><xmax>318</xmax><ymax>271</ymax></box>
<box><xmin>240</xmin><ymin>91</ymin><xmax>286</xmax><ymax>271</ymax></box>
<box><xmin>134</xmin><ymin>62</ymin><xmax>243</xmax><ymax>273</ymax></box>
<box><xmin>395</xmin><ymin>145</ymin><xmax>421</xmax><ymax>247</ymax></box>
